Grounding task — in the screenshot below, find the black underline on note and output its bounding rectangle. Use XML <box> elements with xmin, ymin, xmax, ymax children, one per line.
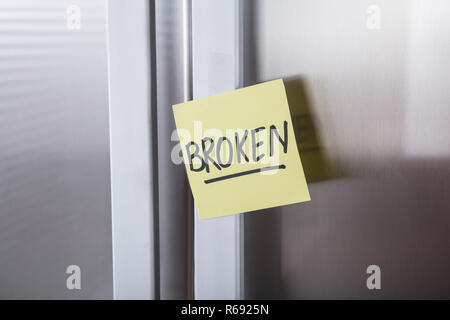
<box><xmin>204</xmin><ymin>164</ymin><xmax>286</xmax><ymax>184</ymax></box>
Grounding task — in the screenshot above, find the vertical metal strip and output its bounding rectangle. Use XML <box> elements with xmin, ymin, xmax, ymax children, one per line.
<box><xmin>192</xmin><ymin>0</ymin><xmax>244</xmax><ymax>300</ymax></box>
<box><xmin>106</xmin><ymin>0</ymin><xmax>157</xmax><ymax>299</ymax></box>
<box><xmin>235</xmin><ymin>0</ymin><xmax>245</xmax><ymax>299</ymax></box>
<box><xmin>183</xmin><ymin>0</ymin><xmax>193</xmax><ymax>102</ymax></box>
<box><xmin>182</xmin><ymin>0</ymin><xmax>194</xmax><ymax>300</ymax></box>
<box><xmin>149</xmin><ymin>0</ymin><xmax>160</xmax><ymax>300</ymax></box>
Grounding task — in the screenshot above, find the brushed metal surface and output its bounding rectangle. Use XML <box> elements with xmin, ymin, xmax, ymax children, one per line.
<box><xmin>244</xmin><ymin>0</ymin><xmax>450</xmax><ymax>299</ymax></box>
<box><xmin>155</xmin><ymin>0</ymin><xmax>190</xmax><ymax>299</ymax></box>
<box><xmin>0</xmin><ymin>0</ymin><xmax>112</xmax><ymax>298</ymax></box>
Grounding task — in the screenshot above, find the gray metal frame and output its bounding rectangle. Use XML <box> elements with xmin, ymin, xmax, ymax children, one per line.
<box><xmin>106</xmin><ymin>0</ymin><xmax>158</xmax><ymax>300</ymax></box>
<box><xmin>192</xmin><ymin>0</ymin><xmax>244</xmax><ymax>300</ymax></box>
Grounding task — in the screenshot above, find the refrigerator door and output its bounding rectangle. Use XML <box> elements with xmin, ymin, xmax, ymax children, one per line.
<box><xmin>243</xmin><ymin>0</ymin><xmax>450</xmax><ymax>299</ymax></box>
<box><xmin>0</xmin><ymin>0</ymin><xmax>112</xmax><ymax>298</ymax></box>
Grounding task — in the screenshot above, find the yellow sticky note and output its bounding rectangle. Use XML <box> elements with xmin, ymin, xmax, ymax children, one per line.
<box><xmin>173</xmin><ymin>79</ymin><xmax>310</xmax><ymax>219</ymax></box>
